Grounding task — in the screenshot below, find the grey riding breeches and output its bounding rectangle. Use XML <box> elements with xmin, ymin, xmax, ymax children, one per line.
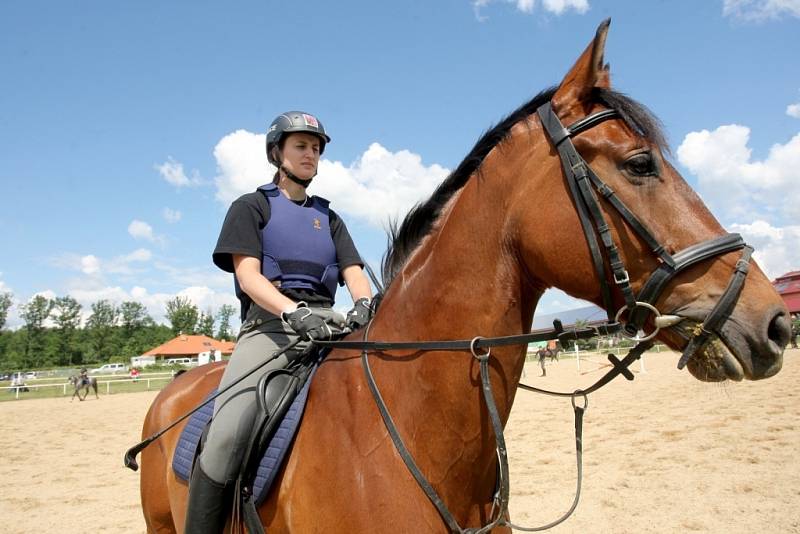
<box><xmin>198</xmin><ymin>307</ymin><xmax>344</xmax><ymax>484</ymax></box>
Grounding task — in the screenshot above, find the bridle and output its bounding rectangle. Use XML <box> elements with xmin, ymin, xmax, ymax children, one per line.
<box><xmin>536</xmin><ymin>102</ymin><xmax>753</xmax><ymax>370</ymax></box>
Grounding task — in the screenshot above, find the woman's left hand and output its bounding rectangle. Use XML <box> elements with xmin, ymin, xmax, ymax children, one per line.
<box><xmin>346</xmin><ymin>297</ymin><xmax>373</xmax><ymax>331</ymax></box>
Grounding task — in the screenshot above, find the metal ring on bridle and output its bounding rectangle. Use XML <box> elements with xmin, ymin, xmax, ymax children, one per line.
<box><xmin>615</xmin><ymin>301</ymin><xmax>662</xmax><ymax>342</ymax></box>
<box><xmin>571</xmin><ymin>390</ymin><xmax>588</xmax><ymax>411</ymax></box>
<box><xmin>470</xmin><ymin>337</ymin><xmax>491</xmax><ymax>359</ymax></box>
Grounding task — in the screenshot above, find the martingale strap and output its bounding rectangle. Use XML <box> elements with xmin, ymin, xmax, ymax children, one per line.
<box><xmin>332</xmin><ymin>321</ymin><xmax>654</xmax><ymax>534</ymax></box>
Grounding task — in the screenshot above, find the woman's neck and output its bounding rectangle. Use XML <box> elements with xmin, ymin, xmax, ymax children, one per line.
<box><xmin>278</xmin><ymin>176</ymin><xmax>308</xmax><ymax>202</ymax></box>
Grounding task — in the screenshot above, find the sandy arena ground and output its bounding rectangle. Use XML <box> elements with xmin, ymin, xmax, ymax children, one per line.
<box><xmin>1</xmin><ymin>349</ymin><xmax>798</xmax><ymax>533</ymax></box>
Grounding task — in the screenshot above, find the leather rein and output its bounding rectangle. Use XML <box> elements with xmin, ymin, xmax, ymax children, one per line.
<box><xmin>314</xmin><ymin>100</ymin><xmax>755</xmax><ymax>533</ymax></box>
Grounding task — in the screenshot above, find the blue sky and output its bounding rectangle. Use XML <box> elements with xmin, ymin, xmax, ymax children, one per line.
<box><xmin>1</xmin><ymin>0</ymin><xmax>799</xmax><ymax>330</ymax></box>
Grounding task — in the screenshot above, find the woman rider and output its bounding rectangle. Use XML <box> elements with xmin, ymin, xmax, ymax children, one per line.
<box><xmin>185</xmin><ymin>111</ymin><xmax>374</xmax><ymax>532</ymax></box>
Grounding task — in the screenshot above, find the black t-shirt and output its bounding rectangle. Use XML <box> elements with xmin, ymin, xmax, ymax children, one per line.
<box><xmin>213</xmin><ymin>189</ymin><xmax>364</xmax><ymax>320</ymax></box>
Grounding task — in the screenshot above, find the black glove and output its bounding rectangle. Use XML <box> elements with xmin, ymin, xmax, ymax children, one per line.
<box><xmin>346</xmin><ymin>297</ymin><xmax>373</xmax><ymax>331</ymax></box>
<box><xmin>282</xmin><ymin>303</ymin><xmax>334</xmax><ymax>341</ymax></box>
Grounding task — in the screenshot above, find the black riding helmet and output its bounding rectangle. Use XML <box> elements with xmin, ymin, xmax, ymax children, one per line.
<box><xmin>266</xmin><ymin>111</ymin><xmax>331</xmax><ymax>166</ymax></box>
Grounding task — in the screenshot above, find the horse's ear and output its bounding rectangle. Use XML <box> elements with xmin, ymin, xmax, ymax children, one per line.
<box><xmin>552</xmin><ymin>18</ymin><xmax>612</xmax><ymax>116</ymax></box>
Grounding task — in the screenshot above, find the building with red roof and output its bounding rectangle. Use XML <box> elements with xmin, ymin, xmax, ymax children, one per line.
<box><xmin>772</xmin><ymin>271</ymin><xmax>800</xmax><ymax>315</ymax></box>
<box><xmin>143</xmin><ymin>334</ymin><xmax>235</xmax><ymax>360</ymax></box>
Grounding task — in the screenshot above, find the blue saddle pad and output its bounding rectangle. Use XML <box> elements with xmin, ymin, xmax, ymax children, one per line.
<box><xmin>172</xmin><ymin>365</ymin><xmax>316</xmax><ymax>503</ymax></box>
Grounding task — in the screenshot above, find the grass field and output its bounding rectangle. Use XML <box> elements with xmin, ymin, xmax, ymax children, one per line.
<box><xmin>0</xmin><ymin>373</ymin><xmax>174</xmax><ymax>401</ymax></box>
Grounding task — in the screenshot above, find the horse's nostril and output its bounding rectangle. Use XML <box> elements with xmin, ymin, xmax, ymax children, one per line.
<box><xmin>767</xmin><ymin>310</ymin><xmax>791</xmax><ymax>349</ymax></box>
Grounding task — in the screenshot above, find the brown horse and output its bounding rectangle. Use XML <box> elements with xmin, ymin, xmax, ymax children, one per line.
<box><xmin>138</xmin><ymin>21</ymin><xmax>790</xmax><ymax>533</ymax></box>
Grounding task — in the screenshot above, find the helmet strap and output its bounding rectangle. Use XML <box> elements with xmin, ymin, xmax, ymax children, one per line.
<box><xmin>279</xmin><ymin>165</ymin><xmax>314</xmax><ymax>188</ymax></box>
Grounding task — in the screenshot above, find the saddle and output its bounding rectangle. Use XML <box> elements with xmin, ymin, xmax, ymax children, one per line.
<box><xmin>172</xmin><ymin>348</ymin><xmax>328</xmax><ymax>529</ymax></box>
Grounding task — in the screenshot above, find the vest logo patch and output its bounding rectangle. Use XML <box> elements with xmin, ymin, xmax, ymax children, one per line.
<box><xmin>313</xmin><ymin>218</ymin><xmax>321</xmax><ymax>230</ymax></box>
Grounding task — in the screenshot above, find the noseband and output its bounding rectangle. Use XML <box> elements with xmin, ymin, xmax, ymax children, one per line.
<box><xmin>536</xmin><ymin>102</ymin><xmax>753</xmax><ymax>368</ymax></box>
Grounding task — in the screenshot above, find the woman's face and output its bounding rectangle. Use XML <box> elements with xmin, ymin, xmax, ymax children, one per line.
<box><xmin>279</xmin><ymin>132</ymin><xmax>321</xmax><ymax>181</ymax></box>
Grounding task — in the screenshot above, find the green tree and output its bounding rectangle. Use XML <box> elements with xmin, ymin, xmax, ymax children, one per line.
<box><xmin>118</xmin><ymin>301</ymin><xmax>156</xmax><ymax>359</ymax></box>
<box><xmin>120</xmin><ymin>301</ymin><xmax>152</xmax><ymax>335</ymax></box>
<box><xmin>197</xmin><ymin>310</ymin><xmax>215</xmax><ymax>337</ymax></box>
<box><xmin>0</xmin><ymin>292</ymin><xmax>13</xmax><ymax>331</ymax></box>
<box><xmin>51</xmin><ymin>295</ymin><xmax>83</xmax><ymax>366</ymax></box>
<box><xmin>216</xmin><ymin>304</ymin><xmax>236</xmax><ymax>341</ymax></box>
<box><xmin>86</xmin><ymin>300</ymin><xmax>119</xmax><ymax>362</ymax></box>
<box><xmin>20</xmin><ymin>294</ymin><xmax>54</xmax><ymax>368</ymax></box>
<box><xmin>166</xmin><ymin>296</ymin><xmax>199</xmax><ymax>335</ymax></box>
<box><xmin>0</xmin><ymin>329</ymin><xmax>26</xmax><ymax>371</ymax></box>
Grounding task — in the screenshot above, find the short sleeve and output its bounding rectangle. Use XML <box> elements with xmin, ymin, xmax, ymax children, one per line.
<box><xmin>212</xmin><ymin>192</ymin><xmax>270</xmax><ymax>273</ymax></box>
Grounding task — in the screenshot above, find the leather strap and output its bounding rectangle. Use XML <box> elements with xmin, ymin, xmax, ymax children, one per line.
<box><xmin>315</xmin><ymin>323</ymin><xmax>620</xmax><ymax>353</ymax></box>
<box><xmin>677</xmin><ymin>246</ymin><xmax>753</xmax><ymax>369</ymax></box>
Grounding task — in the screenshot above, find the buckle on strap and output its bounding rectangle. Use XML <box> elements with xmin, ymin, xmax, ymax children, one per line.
<box><xmin>613</xmin><ymin>269</ymin><xmax>630</xmax><ymax>285</ymax></box>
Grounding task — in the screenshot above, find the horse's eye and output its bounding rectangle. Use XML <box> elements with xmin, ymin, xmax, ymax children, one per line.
<box><xmin>624</xmin><ymin>152</ymin><xmax>657</xmax><ymax>177</ymax></box>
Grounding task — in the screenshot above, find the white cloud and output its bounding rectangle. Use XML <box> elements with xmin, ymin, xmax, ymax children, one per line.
<box><xmin>128</xmin><ymin>220</ymin><xmax>166</xmax><ymax>246</ymax></box>
<box><xmin>729</xmin><ymin>220</ymin><xmax>800</xmax><ymax>279</ymax></box>
<box><xmin>128</xmin><ymin>220</ymin><xmax>155</xmax><ymax>241</ymax></box>
<box><xmin>163</xmin><ymin>207</ymin><xmax>182</xmax><ymax>223</ymax></box>
<box><xmin>677</xmin><ymin>124</ymin><xmax>800</xmax><ymax>223</ymax></box>
<box><xmin>156</xmin><ymin>156</ymin><xmax>203</xmax><ymax>187</ymax></box>
<box><xmin>81</xmin><ymin>255</ymin><xmax>100</xmax><ymax>275</ymax></box>
<box><xmin>542</xmin><ymin>0</ymin><xmax>589</xmax><ymax>14</ymax></box>
<box><xmin>787</xmin><ymin>102</ymin><xmax>800</xmax><ymax>119</ymax></box>
<box><xmin>56</xmin><ymin>248</ymin><xmax>153</xmax><ymax>278</ymax></box>
<box><xmin>213</xmin><ymin>130</ymin><xmax>272</xmax><ymax>205</ymax></box>
<box><xmin>723</xmin><ymin>0</ymin><xmax>800</xmax><ymax>21</ymax></box>
<box><xmin>472</xmin><ymin>0</ymin><xmax>589</xmax><ymax>19</ymax></box>
<box><xmin>312</xmin><ymin>143</ymin><xmax>449</xmax><ymax>228</ymax></box>
<box><xmin>212</xmin><ymin>131</ymin><xmax>449</xmax><ymax>229</ymax></box>
<box><xmin>677</xmin><ymin>119</ymin><xmax>800</xmax><ymax>279</ymax></box>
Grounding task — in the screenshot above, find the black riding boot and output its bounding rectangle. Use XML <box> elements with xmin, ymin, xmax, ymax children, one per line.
<box><xmin>184</xmin><ymin>464</ymin><xmax>231</xmax><ymax>534</ymax></box>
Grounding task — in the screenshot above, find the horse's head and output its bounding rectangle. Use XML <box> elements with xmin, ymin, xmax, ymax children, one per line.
<box><xmin>507</xmin><ymin>20</ymin><xmax>789</xmax><ymax>381</ymax></box>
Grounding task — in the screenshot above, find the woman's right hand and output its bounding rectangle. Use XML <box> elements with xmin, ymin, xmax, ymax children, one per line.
<box><xmin>281</xmin><ymin>303</ymin><xmax>335</xmax><ymax>341</ymax></box>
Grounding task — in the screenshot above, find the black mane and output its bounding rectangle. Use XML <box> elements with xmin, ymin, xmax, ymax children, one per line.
<box><xmin>380</xmin><ymin>86</ymin><xmax>666</xmax><ymax>287</ymax></box>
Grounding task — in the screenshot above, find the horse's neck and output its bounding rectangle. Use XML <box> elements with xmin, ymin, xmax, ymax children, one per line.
<box><xmin>364</xmin><ymin>170</ymin><xmax>541</xmax><ymax>499</ymax></box>
<box><xmin>379</xmin><ymin>185</ymin><xmax>534</xmax><ymax>340</ymax></box>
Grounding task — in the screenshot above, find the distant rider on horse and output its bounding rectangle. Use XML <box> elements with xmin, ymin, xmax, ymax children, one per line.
<box><xmin>79</xmin><ymin>368</ymin><xmax>90</xmax><ymax>387</ymax></box>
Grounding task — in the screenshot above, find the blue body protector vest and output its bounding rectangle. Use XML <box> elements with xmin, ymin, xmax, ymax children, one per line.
<box><xmin>258</xmin><ymin>184</ymin><xmax>340</xmax><ymax>301</ymax></box>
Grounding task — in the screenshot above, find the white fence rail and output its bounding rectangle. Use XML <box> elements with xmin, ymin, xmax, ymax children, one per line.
<box><xmin>1</xmin><ymin>374</ymin><xmax>174</xmax><ymax>400</ymax></box>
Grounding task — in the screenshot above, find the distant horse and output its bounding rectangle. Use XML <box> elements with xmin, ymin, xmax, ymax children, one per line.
<box><xmin>138</xmin><ymin>21</ymin><xmax>789</xmax><ymax>533</ymax></box>
<box><xmin>545</xmin><ymin>347</ymin><xmax>561</xmax><ymax>362</ymax></box>
<box><xmin>69</xmin><ymin>375</ymin><xmax>98</xmax><ymax>401</ymax></box>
